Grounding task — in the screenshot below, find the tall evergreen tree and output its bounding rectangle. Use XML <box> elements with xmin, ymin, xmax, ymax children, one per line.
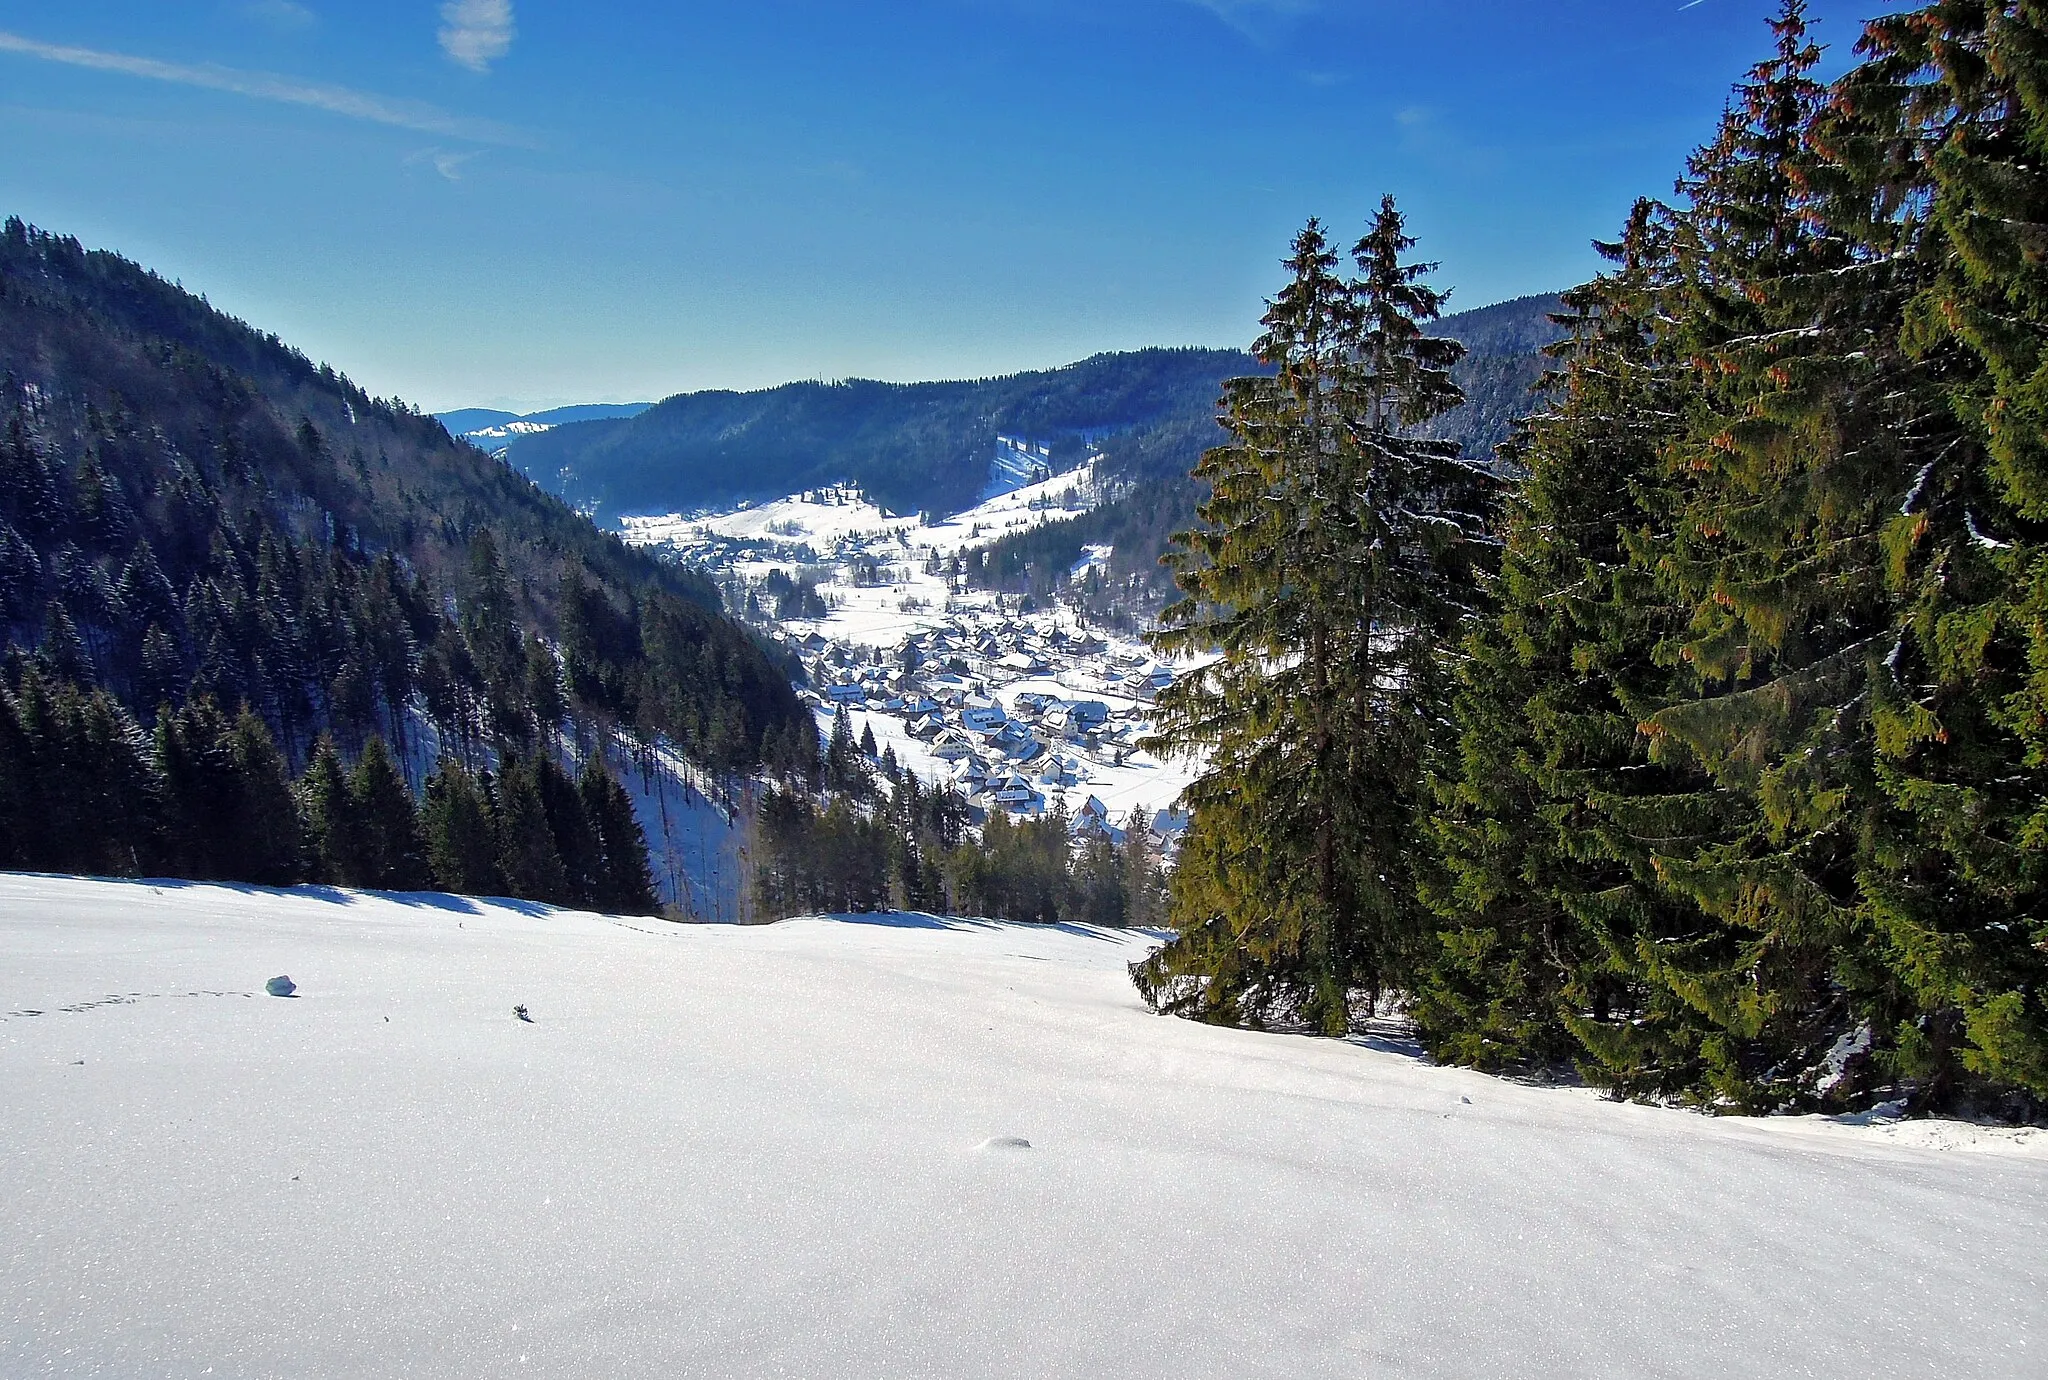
<box><xmin>225</xmin><ymin>706</ymin><xmax>303</xmax><ymax>885</ymax></box>
<box><xmin>579</xmin><ymin>756</ymin><xmax>658</xmax><ymax>914</ymax></box>
<box><xmin>1418</xmin><ymin>202</ymin><xmax>1716</xmax><ymax>1080</ymax></box>
<box><xmin>1825</xmin><ymin>0</ymin><xmax>2048</xmax><ymax>1100</ymax></box>
<box><xmin>0</xmin><ymin>674</ymin><xmax>33</xmax><ymax>870</ymax></box>
<box><xmin>495</xmin><ymin>754</ymin><xmax>572</xmax><ymax>904</ymax></box>
<box><xmin>0</xmin><ymin>670</ymin><xmax>160</xmax><ymax>877</ymax></box>
<box><xmin>135</xmin><ymin>623</ymin><xmax>184</xmax><ymax>719</ymax></box>
<box><xmin>422</xmin><ymin>756</ymin><xmax>502</xmax><ymax>896</ymax></box>
<box><xmin>1134</xmin><ymin>202</ymin><xmax>1489</xmax><ymax>1033</ymax></box>
<box><xmin>349</xmin><ymin>736</ymin><xmax>429</xmax><ymax>890</ymax></box>
<box><xmin>533</xmin><ymin>751</ymin><xmax>599</xmax><ymax>904</ymax></box>
<box><xmin>299</xmin><ymin>735</ymin><xmax>365</xmax><ymax>885</ymax></box>
<box><xmin>157</xmin><ymin>697</ymin><xmax>300</xmax><ymax>884</ymax></box>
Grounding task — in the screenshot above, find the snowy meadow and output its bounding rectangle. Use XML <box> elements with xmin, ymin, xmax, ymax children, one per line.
<box><xmin>1</xmin><ymin>873</ymin><xmax>2041</xmax><ymax>1378</ymax></box>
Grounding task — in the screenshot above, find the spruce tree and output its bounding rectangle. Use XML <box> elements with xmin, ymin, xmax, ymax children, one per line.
<box><xmin>422</xmin><ymin>757</ymin><xmax>502</xmax><ymax>896</ymax></box>
<box><xmin>1134</xmin><ymin>203</ymin><xmax>1489</xmax><ymax>1033</ymax></box>
<box><xmin>157</xmin><ymin>697</ymin><xmax>301</xmax><ymax>884</ymax></box>
<box><xmin>349</xmin><ymin>736</ymin><xmax>428</xmax><ymax>890</ymax></box>
<box><xmin>225</xmin><ymin>706</ymin><xmax>303</xmax><ymax>886</ymax></box>
<box><xmin>1418</xmin><ymin>202</ymin><xmax>1717</xmax><ymax>1078</ymax></box>
<box><xmin>300</xmin><ymin>736</ymin><xmax>365</xmax><ymax>885</ymax></box>
<box><xmin>2</xmin><ymin>671</ymin><xmax>161</xmax><ymax>877</ymax></box>
<box><xmin>155</xmin><ymin>696</ymin><xmax>241</xmax><ymax>880</ymax></box>
<box><xmin>1119</xmin><ymin>809</ymin><xmax>1166</xmax><ymax>930</ymax></box>
<box><xmin>76</xmin><ymin>687</ymin><xmax>161</xmax><ymax>878</ymax></box>
<box><xmin>38</xmin><ymin>601</ymin><xmax>92</xmax><ymax>685</ymax></box>
<box><xmin>579</xmin><ymin>757</ymin><xmax>658</xmax><ymax>914</ymax></box>
<box><xmin>1826</xmin><ymin>1</ymin><xmax>2048</xmax><ymax>1100</ymax></box>
<box><xmin>495</xmin><ymin>754</ymin><xmax>572</xmax><ymax>904</ymax></box>
<box><xmin>826</xmin><ymin>705</ymin><xmax>863</xmax><ymax>795</ymax></box>
<box><xmin>533</xmin><ymin>752</ymin><xmax>599</xmax><ymax>904</ymax></box>
<box><xmin>525</xmin><ymin>635</ymin><xmax>565</xmax><ymax>730</ymax></box>
<box><xmin>0</xmin><ymin>676</ymin><xmax>33</xmax><ymax>870</ymax></box>
<box><xmin>135</xmin><ymin>624</ymin><xmax>184</xmax><ymax>720</ymax></box>
<box><xmin>1623</xmin><ymin>1</ymin><xmax>1952</xmax><ymax>1108</ymax></box>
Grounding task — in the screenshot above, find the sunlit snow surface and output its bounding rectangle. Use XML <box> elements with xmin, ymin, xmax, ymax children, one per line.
<box><xmin>2</xmin><ymin>874</ymin><xmax>2042</xmax><ymax>1377</ymax></box>
<box><xmin>617</xmin><ymin>455</ymin><xmax>1097</xmax><ymax>569</ymax></box>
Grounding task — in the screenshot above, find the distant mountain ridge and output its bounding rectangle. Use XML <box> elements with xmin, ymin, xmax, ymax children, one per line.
<box><xmin>500</xmin><ymin>294</ymin><xmax>1561</xmax><ymax>528</ymax></box>
<box><xmin>437</xmin><ymin>402</ymin><xmax>653</xmax><ymax>439</ymax></box>
<box><xmin>502</xmin><ymin>348</ymin><xmax>1258</xmax><ymax>523</ymax></box>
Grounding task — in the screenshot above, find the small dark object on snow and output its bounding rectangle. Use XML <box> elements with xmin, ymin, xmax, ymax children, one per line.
<box><xmin>513</xmin><ymin>1004</ymin><xmax>532</xmax><ymax>1022</ymax></box>
<box><xmin>265</xmin><ymin>975</ymin><xmax>296</xmax><ymax>997</ymax></box>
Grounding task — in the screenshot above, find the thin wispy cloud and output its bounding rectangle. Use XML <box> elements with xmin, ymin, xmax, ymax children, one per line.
<box><xmin>241</xmin><ymin>0</ymin><xmax>318</xmax><ymax>32</ymax></box>
<box><xmin>0</xmin><ymin>28</ymin><xmax>530</xmax><ymax>145</ymax></box>
<box><xmin>407</xmin><ymin>147</ymin><xmax>482</xmax><ymax>181</ymax></box>
<box><xmin>1184</xmin><ymin>0</ymin><xmax>1319</xmax><ymax>46</ymax></box>
<box><xmin>439</xmin><ymin>0</ymin><xmax>516</xmax><ymax>73</ymax></box>
<box><xmin>1185</xmin><ymin>1</ymin><xmax>1321</xmax><ymax>22</ymax></box>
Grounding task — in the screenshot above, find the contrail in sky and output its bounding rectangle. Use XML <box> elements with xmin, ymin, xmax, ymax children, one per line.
<box><xmin>0</xmin><ymin>28</ymin><xmax>532</xmax><ymax>146</ymax></box>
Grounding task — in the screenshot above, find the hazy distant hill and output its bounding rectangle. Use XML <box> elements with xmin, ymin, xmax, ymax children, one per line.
<box><xmin>437</xmin><ymin>402</ymin><xmax>653</xmax><ymax>437</ymax></box>
<box><xmin>505</xmin><ymin>295</ymin><xmax>1560</xmax><ymax>531</ymax></box>
<box><xmin>1423</xmin><ymin>292</ymin><xmax>1565</xmax><ymax>461</ymax></box>
<box><xmin>502</xmin><ymin>348</ymin><xmax>1259</xmax><ymax>522</ymax></box>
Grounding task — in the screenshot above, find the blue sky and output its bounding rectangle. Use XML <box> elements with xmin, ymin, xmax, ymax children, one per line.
<box><xmin>1</xmin><ymin>1</ymin><xmax>1885</xmax><ymax>411</ymax></box>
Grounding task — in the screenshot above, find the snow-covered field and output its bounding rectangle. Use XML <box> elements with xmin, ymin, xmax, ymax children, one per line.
<box><xmin>617</xmin><ymin>453</ymin><xmax>1102</xmax><ymax>655</ymax></box>
<box><xmin>618</xmin><ymin>446</ymin><xmax>1095</xmax><ymax>574</ymax></box>
<box><xmin>3</xmin><ymin>874</ymin><xmax>2041</xmax><ymax>1377</ymax></box>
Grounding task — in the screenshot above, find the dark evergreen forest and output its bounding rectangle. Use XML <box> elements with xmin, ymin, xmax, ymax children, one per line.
<box><xmin>1139</xmin><ymin>1</ymin><xmax>2048</xmax><ymax>1121</ymax></box>
<box><xmin>0</xmin><ymin>218</ymin><xmax>810</xmax><ymax>909</ymax></box>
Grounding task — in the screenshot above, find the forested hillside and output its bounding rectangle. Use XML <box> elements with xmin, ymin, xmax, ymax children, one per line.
<box><xmin>504</xmin><ymin>348</ymin><xmax>1256</xmax><ymax>520</ymax></box>
<box><xmin>0</xmin><ymin>218</ymin><xmax>809</xmax><ymax>906</ymax></box>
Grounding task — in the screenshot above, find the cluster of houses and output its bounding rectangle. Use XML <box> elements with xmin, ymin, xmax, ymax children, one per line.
<box><xmin>796</xmin><ymin>613</ymin><xmax>1190</xmax><ymax>847</ymax></box>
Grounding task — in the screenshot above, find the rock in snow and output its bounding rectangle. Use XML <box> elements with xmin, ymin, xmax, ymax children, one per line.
<box><xmin>264</xmin><ymin>974</ymin><xmax>296</xmax><ymax>997</ymax></box>
<box><xmin>0</xmin><ymin>873</ymin><xmax>2042</xmax><ymax>1378</ymax></box>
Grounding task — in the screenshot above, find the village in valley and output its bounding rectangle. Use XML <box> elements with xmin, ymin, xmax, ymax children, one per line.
<box><xmin>616</xmin><ymin>439</ymin><xmax>1202</xmax><ymax>855</ymax></box>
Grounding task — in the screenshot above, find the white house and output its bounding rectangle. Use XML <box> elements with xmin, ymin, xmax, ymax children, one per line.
<box><xmin>960</xmin><ymin>704</ymin><xmax>1009</xmax><ymax>735</ymax></box>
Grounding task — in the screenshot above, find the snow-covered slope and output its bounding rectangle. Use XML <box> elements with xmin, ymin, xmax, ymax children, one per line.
<box><xmin>2</xmin><ymin>875</ymin><xmax>2040</xmax><ymax>1377</ymax></box>
<box><xmin>463</xmin><ymin>418</ymin><xmax>555</xmax><ymax>441</ymax></box>
<box><xmin>618</xmin><ymin>457</ymin><xmax>1098</xmax><ymax>559</ymax></box>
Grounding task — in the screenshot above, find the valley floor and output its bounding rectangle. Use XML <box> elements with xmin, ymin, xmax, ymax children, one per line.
<box><xmin>1</xmin><ymin>873</ymin><xmax>2041</xmax><ymax>1377</ymax></box>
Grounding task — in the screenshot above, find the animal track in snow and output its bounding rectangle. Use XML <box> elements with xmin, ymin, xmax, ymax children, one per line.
<box><xmin>3</xmin><ymin>990</ymin><xmax>254</xmax><ymax>1021</ymax></box>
